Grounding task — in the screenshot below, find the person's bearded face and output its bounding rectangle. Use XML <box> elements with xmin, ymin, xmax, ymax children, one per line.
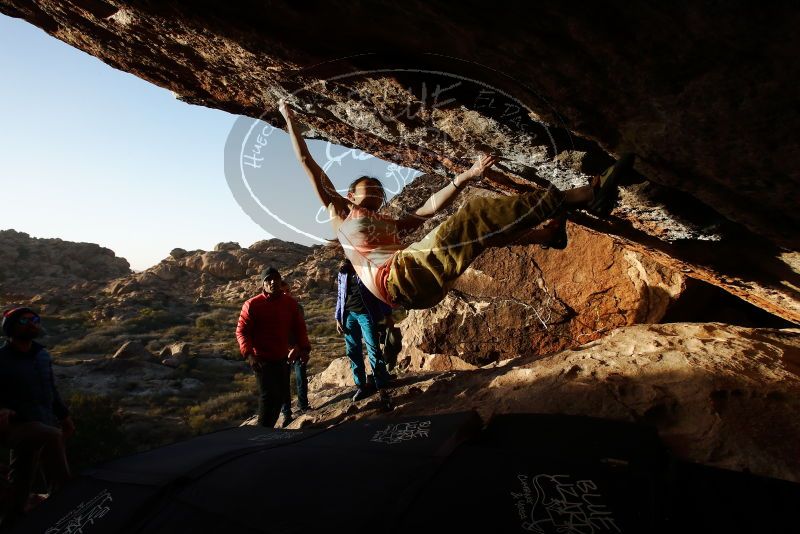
<box><xmin>13</xmin><ymin>313</ymin><xmax>41</xmax><ymax>340</ymax></box>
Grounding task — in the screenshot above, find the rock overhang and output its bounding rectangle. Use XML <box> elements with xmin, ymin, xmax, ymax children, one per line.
<box><xmin>1</xmin><ymin>0</ymin><xmax>797</xmax><ymax>321</ymax></box>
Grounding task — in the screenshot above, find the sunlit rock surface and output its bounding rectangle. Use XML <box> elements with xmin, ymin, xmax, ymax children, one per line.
<box><xmin>294</xmin><ymin>323</ymin><xmax>800</xmax><ymax>483</ymax></box>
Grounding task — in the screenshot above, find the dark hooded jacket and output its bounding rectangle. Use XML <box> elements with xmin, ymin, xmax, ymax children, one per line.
<box><xmin>335</xmin><ymin>271</ymin><xmax>391</xmax><ymax>325</ymax></box>
<box><xmin>0</xmin><ymin>340</ymin><xmax>69</xmax><ymax>426</ymax></box>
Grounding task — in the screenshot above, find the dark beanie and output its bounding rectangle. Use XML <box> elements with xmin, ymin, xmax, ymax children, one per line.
<box><xmin>260</xmin><ymin>266</ymin><xmax>281</xmax><ymax>281</ymax></box>
<box><xmin>2</xmin><ymin>307</ymin><xmax>38</xmax><ymax>337</ymax></box>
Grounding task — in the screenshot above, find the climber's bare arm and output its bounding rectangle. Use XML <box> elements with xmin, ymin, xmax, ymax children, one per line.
<box><xmin>279</xmin><ymin>99</ymin><xmax>348</xmax><ymax>216</ymax></box>
<box><xmin>396</xmin><ymin>154</ymin><xmax>497</xmax><ymax>232</ymax></box>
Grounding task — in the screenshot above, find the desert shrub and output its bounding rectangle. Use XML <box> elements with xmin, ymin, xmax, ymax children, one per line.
<box><xmin>197</xmin><ymin>308</ymin><xmax>237</xmax><ymax>327</ymax></box>
<box><xmin>302</xmin><ymin>298</ymin><xmax>336</xmax><ymax>318</ymax></box>
<box><xmin>195</xmin><ymin>315</ymin><xmax>217</xmax><ymax>330</ymax></box>
<box><xmin>64</xmin><ymin>392</ymin><xmax>133</xmax><ymax>469</ymax></box>
<box><xmin>193</xmin><ymin>308</ymin><xmax>239</xmax><ymax>345</ymax></box>
<box><xmin>221</xmin><ymin>339</ymin><xmax>242</xmax><ymax>359</ymax></box>
<box><xmin>122</xmin><ymin>307</ymin><xmax>188</xmax><ymax>334</ymax></box>
<box><xmin>43</xmin><ymin>313</ymin><xmax>92</xmax><ymax>338</ymax></box>
<box><xmin>186</xmin><ymin>390</ymin><xmax>252</xmax><ymax>434</ymax></box>
<box><xmin>164</xmin><ymin>325</ymin><xmax>192</xmax><ymax>338</ymax></box>
<box><xmin>210</xmin><ymin>301</ymin><xmax>242</xmax><ymax>311</ymax></box>
<box><xmin>309</xmin><ymin>322</ymin><xmax>338</xmax><ymax>338</ymax></box>
<box><xmin>57</xmin><ymin>332</ymin><xmax>117</xmax><ymax>355</ymax></box>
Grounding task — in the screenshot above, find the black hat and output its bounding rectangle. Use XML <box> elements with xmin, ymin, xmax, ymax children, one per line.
<box><xmin>260</xmin><ymin>266</ymin><xmax>281</xmax><ymax>281</ymax></box>
<box><xmin>2</xmin><ymin>307</ymin><xmax>38</xmax><ymax>337</ymax></box>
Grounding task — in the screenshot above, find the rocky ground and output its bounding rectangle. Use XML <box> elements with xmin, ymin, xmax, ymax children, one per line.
<box><xmin>279</xmin><ymin>322</ymin><xmax>800</xmax><ymax>483</ymax></box>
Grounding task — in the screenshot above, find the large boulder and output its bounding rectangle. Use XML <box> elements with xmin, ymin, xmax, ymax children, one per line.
<box><xmin>160</xmin><ymin>342</ymin><xmax>192</xmax><ymax>368</ymax></box>
<box><xmin>112</xmin><ymin>340</ymin><xmax>154</xmax><ymax>361</ymax></box>
<box><xmin>400</xmin><ymin>222</ymin><xmax>685</xmax><ymax>369</ymax></box>
<box><xmin>309</xmin><ymin>357</ymin><xmax>354</xmax><ymax>391</ymax></box>
<box><xmin>213</xmin><ymin>242</ymin><xmax>241</xmax><ymax>252</ymax></box>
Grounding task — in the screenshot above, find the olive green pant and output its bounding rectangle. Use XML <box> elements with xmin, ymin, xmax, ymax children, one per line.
<box><xmin>386</xmin><ymin>186</ymin><xmax>565</xmax><ymax>309</ymax></box>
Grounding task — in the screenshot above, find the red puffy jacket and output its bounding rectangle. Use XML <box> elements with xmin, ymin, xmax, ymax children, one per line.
<box><xmin>236</xmin><ymin>291</ymin><xmax>310</xmax><ymax>363</ymax></box>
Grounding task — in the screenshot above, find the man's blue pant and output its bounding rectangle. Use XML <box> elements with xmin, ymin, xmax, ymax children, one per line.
<box><xmin>282</xmin><ymin>359</ymin><xmax>309</xmax><ymax>416</ymax></box>
<box><xmin>343</xmin><ymin>311</ymin><xmax>390</xmax><ymax>389</ymax></box>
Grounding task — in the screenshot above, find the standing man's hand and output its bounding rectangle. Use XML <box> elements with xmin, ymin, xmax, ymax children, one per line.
<box><xmin>336</xmin><ymin>321</ymin><xmax>344</xmax><ymax>335</ymax></box>
<box><xmin>61</xmin><ymin>416</ymin><xmax>76</xmax><ymax>439</ymax></box>
<box><xmin>0</xmin><ymin>408</ymin><xmax>15</xmax><ymax>432</ymax></box>
<box><xmin>246</xmin><ymin>352</ymin><xmax>263</xmax><ymax>372</ymax></box>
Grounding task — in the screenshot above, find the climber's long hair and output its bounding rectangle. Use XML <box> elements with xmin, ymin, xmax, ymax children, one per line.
<box><xmin>325</xmin><ymin>176</ymin><xmax>388</xmax><ymax>243</ymax></box>
<box><xmin>348</xmin><ymin>175</ymin><xmax>387</xmax><ymax>207</ymax></box>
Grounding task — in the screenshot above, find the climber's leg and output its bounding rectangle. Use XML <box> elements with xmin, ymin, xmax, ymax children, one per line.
<box><xmin>510</xmin><ymin>218</ymin><xmax>565</xmax><ymax>248</ymax></box>
<box><xmin>386</xmin><ymin>185</ymin><xmax>565</xmax><ymax>309</ymax></box>
<box><xmin>384</xmin><ymin>154</ymin><xmax>634</xmax><ymax>310</ymax></box>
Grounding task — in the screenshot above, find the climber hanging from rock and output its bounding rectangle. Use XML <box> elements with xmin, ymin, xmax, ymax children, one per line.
<box><xmin>278</xmin><ymin>98</ymin><xmax>633</xmax><ymax>311</ymax></box>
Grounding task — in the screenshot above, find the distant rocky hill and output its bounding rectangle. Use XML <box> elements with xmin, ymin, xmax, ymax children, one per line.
<box><xmin>0</xmin><ymin>229</ymin><xmax>131</xmax><ymax>300</ymax></box>
<box><xmin>0</xmin><ymin>231</ymin><xmax>346</xmax><ymax>464</ymax></box>
<box><xmin>0</xmin><ymin>232</ymin><xmax>339</xmax><ymax>319</ymax></box>
<box><xmin>99</xmin><ymin>239</ymin><xmax>316</xmax><ymax>321</ymax></box>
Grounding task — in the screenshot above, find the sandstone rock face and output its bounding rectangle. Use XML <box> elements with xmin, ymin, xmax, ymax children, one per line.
<box><xmin>0</xmin><ymin>229</ymin><xmax>130</xmax><ymax>300</ymax></box>
<box><xmin>3</xmin><ymin>2</ymin><xmax>796</xmax><ymax>321</ymax></box>
<box><xmin>308</xmin><ymin>357</ymin><xmax>353</xmax><ymax>391</ymax></box>
<box><xmin>399</xmin><ymin>214</ymin><xmax>685</xmax><ymax>369</ymax></box>
<box><xmin>304</xmin><ymin>323</ymin><xmax>800</xmax><ymax>482</ymax></box>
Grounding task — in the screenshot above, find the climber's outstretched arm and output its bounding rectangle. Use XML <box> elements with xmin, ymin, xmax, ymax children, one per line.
<box><xmin>278</xmin><ymin>99</ymin><xmax>348</xmax><ymax>214</ymax></box>
<box><xmin>397</xmin><ymin>154</ymin><xmax>497</xmax><ymax>232</ymax></box>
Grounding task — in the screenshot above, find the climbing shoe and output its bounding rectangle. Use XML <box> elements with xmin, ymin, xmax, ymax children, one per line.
<box><xmin>587</xmin><ymin>152</ymin><xmax>635</xmax><ymax>217</ymax></box>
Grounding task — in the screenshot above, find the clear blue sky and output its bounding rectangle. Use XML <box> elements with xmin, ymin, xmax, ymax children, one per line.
<box><xmin>0</xmin><ymin>14</ymin><xmax>420</xmax><ymax>271</ymax></box>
